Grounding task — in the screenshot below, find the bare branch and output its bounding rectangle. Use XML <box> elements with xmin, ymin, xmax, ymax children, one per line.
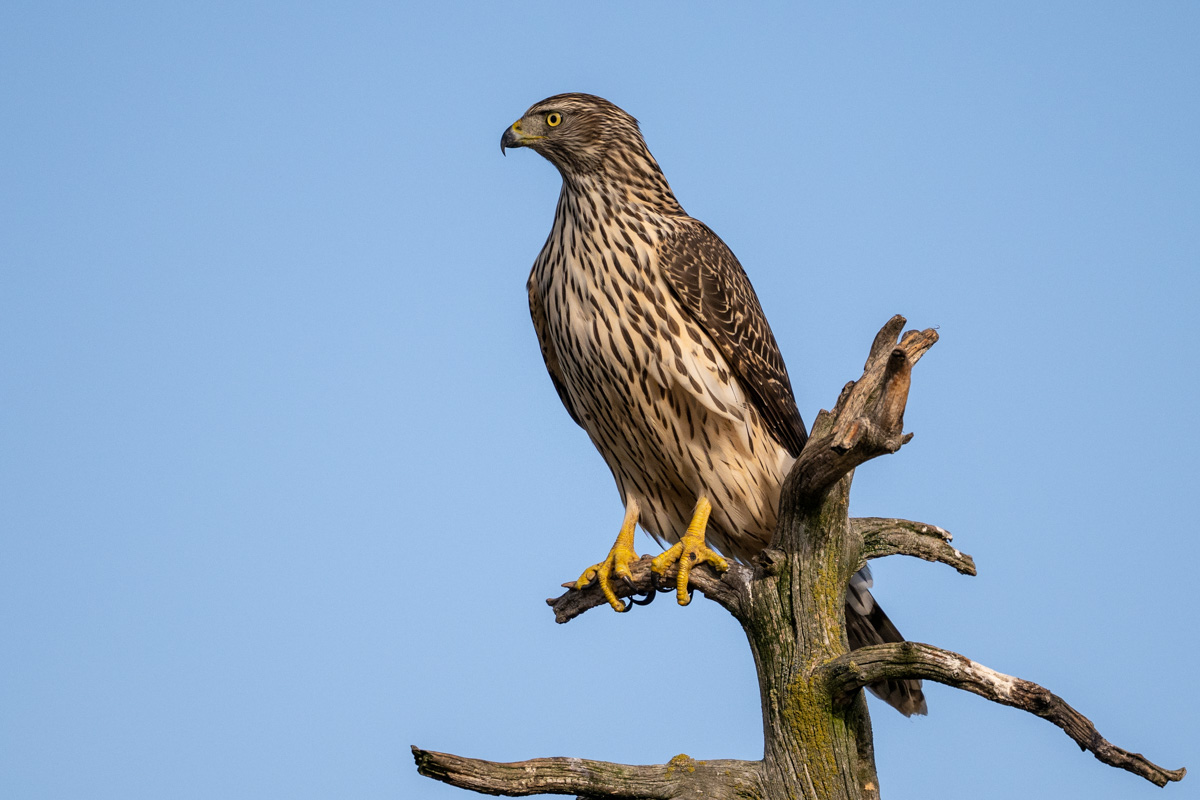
<box><xmin>785</xmin><ymin>316</ymin><xmax>938</xmax><ymax>505</ymax></box>
<box><xmin>546</xmin><ymin>555</ymin><xmax>752</xmax><ymax>624</ymax></box>
<box><xmin>822</xmin><ymin>643</ymin><xmax>1186</xmax><ymax>788</ymax></box>
<box><xmin>853</xmin><ymin>517</ymin><xmax>976</xmax><ymax>575</ymax></box>
<box><xmin>412</xmin><ymin>747</ymin><xmax>763</xmax><ymax>799</ymax></box>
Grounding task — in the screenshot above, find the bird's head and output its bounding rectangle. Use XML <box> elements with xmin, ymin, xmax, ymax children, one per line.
<box><xmin>501</xmin><ymin>93</ymin><xmax>643</xmax><ymax>177</ymax></box>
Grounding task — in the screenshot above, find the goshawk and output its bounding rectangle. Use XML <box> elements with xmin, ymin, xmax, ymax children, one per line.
<box><xmin>502</xmin><ymin>93</ymin><xmax>925</xmax><ymax>716</ymax></box>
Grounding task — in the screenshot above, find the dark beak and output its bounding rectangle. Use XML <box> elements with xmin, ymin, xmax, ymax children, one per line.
<box><xmin>500</xmin><ymin>125</ymin><xmax>521</xmax><ymax>156</ymax></box>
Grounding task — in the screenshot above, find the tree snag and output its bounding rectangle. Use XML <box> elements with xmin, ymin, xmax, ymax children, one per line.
<box><xmin>413</xmin><ymin>315</ymin><xmax>1185</xmax><ymax>798</ymax></box>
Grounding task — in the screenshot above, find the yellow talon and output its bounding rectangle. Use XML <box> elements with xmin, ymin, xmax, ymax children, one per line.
<box><xmin>572</xmin><ymin>500</ymin><xmax>641</xmax><ymax>612</ymax></box>
<box><xmin>650</xmin><ymin>497</ymin><xmax>729</xmax><ymax>605</ymax></box>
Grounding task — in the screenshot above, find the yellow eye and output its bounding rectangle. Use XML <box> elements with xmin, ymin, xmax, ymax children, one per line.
<box><xmin>546</xmin><ymin>112</ymin><xmax>562</xmax><ymax>127</ymax></box>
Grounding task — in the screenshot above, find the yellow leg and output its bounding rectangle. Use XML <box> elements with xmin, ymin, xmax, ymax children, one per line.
<box><xmin>573</xmin><ymin>499</ymin><xmax>641</xmax><ymax>612</ymax></box>
<box><xmin>650</xmin><ymin>496</ymin><xmax>729</xmax><ymax>605</ymax></box>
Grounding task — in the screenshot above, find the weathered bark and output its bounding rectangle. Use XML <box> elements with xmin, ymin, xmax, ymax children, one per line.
<box><xmin>414</xmin><ymin>315</ymin><xmax>1185</xmax><ymax>798</ymax></box>
<box><xmin>821</xmin><ymin>643</ymin><xmax>1186</xmax><ymax>788</ymax></box>
<box><xmin>853</xmin><ymin>517</ymin><xmax>975</xmax><ymax>576</ymax></box>
<box><xmin>411</xmin><ymin>748</ymin><xmax>763</xmax><ymax>799</ymax></box>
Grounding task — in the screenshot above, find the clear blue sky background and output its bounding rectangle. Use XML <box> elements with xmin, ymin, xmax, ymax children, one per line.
<box><xmin>3</xmin><ymin>3</ymin><xmax>1197</xmax><ymax>798</ymax></box>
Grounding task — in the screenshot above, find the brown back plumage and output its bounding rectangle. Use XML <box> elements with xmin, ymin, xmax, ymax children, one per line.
<box><xmin>657</xmin><ymin>221</ymin><xmax>808</xmax><ymax>457</ymax></box>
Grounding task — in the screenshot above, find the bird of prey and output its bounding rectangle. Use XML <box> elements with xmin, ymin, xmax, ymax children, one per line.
<box><xmin>502</xmin><ymin>93</ymin><xmax>925</xmax><ymax>716</ymax></box>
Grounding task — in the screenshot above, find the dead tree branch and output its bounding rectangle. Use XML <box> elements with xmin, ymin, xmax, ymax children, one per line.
<box><xmin>853</xmin><ymin>517</ymin><xmax>976</xmax><ymax>575</ymax></box>
<box><xmin>785</xmin><ymin>316</ymin><xmax>938</xmax><ymax>505</ymax></box>
<box><xmin>412</xmin><ymin>747</ymin><xmax>764</xmax><ymax>799</ymax></box>
<box><xmin>822</xmin><ymin>642</ymin><xmax>1186</xmax><ymax>787</ymax></box>
<box><xmin>547</xmin><ymin>556</ymin><xmax>749</xmax><ymax>624</ymax></box>
<box><xmin>415</xmin><ymin>315</ymin><xmax>1184</xmax><ymax>798</ymax></box>
<box><xmin>547</xmin><ymin>515</ymin><xmax>976</xmax><ymax>625</ymax></box>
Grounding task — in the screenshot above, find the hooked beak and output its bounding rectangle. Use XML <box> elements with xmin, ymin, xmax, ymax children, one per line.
<box><xmin>500</xmin><ymin>120</ymin><xmax>541</xmax><ymax>155</ymax></box>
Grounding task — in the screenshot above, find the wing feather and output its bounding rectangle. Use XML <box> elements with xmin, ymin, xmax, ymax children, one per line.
<box><xmin>658</xmin><ymin>220</ymin><xmax>808</xmax><ymax>456</ymax></box>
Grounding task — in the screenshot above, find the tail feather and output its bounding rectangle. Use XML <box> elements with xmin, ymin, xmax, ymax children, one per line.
<box><xmin>845</xmin><ymin>567</ymin><xmax>927</xmax><ymax>717</ymax></box>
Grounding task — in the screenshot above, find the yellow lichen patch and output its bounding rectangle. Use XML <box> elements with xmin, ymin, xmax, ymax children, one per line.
<box><xmin>665</xmin><ymin>753</ymin><xmax>695</xmax><ymax>777</ymax></box>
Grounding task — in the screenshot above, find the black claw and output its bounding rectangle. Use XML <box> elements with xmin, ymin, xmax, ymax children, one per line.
<box><xmin>651</xmin><ymin>569</ymin><xmax>673</xmax><ymax>593</ymax></box>
<box><xmin>631</xmin><ymin>587</ymin><xmax>656</xmax><ymax>606</ymax></box>
<box><xmin>615</xmin><ymin>596</ymin><xmax>633</xmax><ymax>613</ymax></box>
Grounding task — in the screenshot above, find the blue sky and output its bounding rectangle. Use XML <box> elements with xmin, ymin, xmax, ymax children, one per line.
<box><xmin>3</xmin><ymin>3</ymin><xmax>1197</xmax><ymax>798</ymax></box>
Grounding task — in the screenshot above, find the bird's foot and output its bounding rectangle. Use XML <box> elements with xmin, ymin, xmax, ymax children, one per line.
<box><xmin>572</xmin><ymin>540</ymin><xmax>640</xmax><ymax>612</ymax></box>
<box><xmin>650</xmin><ymin>497</ymin><xmax>728</xmax><ymax>605</ymax></box>
<box><xmin>571</xmin><ymin>504</ymin><xmax>642</xmax><ymax>612</ymax></box>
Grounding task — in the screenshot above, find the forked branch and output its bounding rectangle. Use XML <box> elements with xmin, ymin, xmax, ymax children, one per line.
<box><xmin>822</xmin><ymin>642</ymin><xmax>1186</xmax><ymax>788</ymax></box>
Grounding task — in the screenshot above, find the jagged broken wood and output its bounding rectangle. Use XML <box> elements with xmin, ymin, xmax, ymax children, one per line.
<box><xmin>414</xmin><ymin>315</ymin><xmax>1185</xmax><ymax>798</ymax></box>
<box><xmin>786</xmin><ymin>317</ymin><xmax>937</xmax><ymax>502</ymax></box>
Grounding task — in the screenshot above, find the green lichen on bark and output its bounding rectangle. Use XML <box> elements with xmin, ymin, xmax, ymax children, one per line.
<box><xmin>742</xmin><ymin>469</ymin><xmax>869</xmax><ymax>800</ymax></box>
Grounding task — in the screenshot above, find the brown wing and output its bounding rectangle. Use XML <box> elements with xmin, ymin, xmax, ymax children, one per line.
<box><xmin>658</xmin><ymin>220</ymin><xmax>807</xmax><ymax>456</ymax></box>
<box><xmin>527</xmin><ymin>273</ymin><xmax>583</xmax><ymax>428</ymax></box>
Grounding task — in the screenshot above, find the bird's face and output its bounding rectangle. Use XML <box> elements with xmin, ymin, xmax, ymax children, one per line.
<box><xmin>501</xmin><ymin>93</ymin><xmax>640</xmax><ymax>176</ymax></box>
<box><xmin>499</xmin><ymin>107</ymin><xmax>560</xmax><ymax>151</ymax></box>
